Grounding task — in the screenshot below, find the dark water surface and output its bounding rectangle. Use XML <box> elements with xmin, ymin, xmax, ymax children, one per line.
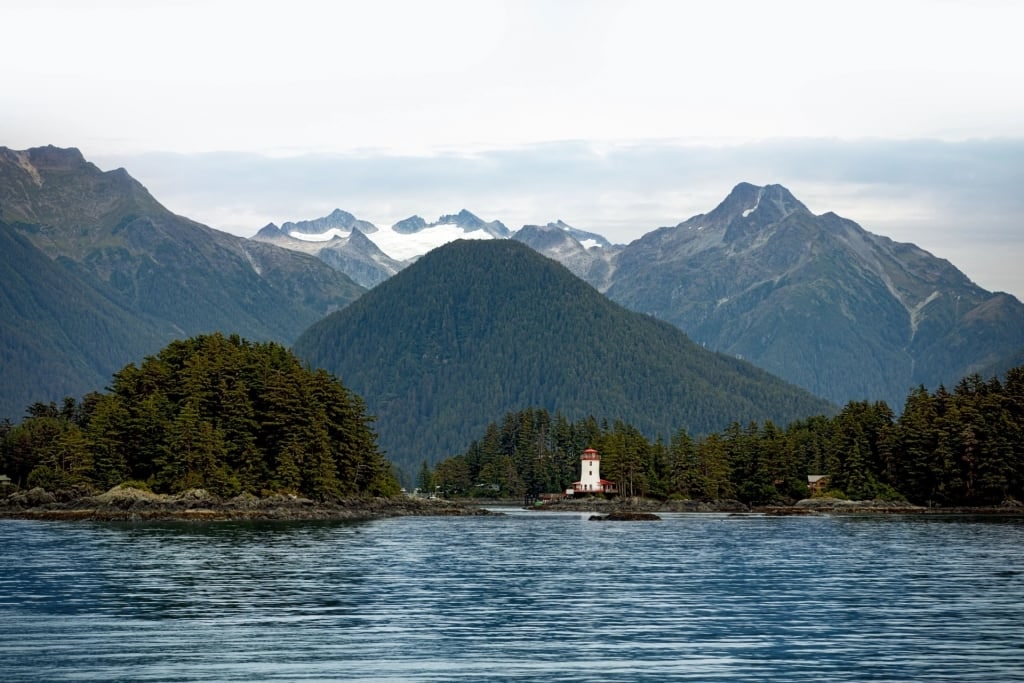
<box><xmin>1</xmin><ymin>510</ymin><xmax>1023</xmax><ymax>681</ymax></box>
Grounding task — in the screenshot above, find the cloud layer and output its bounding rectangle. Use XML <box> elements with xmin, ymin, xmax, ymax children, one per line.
<box><xmin>6</xmin><ymin>1</ymin><xmax>1022</xmax><ymax>297</ymax></box>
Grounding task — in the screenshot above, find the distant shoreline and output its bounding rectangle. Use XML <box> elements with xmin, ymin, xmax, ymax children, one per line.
<box><xmin>507</xmin><ymin>496</ymin><xmax>1024</xmax><ymax>517</ymax></box>
<box><xmin>3</xmin><ymin>487</ymin><xmax>1022</xmax><ymax>522</ymax></box>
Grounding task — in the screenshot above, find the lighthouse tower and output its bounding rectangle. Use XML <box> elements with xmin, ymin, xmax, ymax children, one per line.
<box><xmin>578</xmin><ymin>448</ymin><xmax>602</xmax><ymax>492</ymax></box>
<box><xmin>568</xmin><ymin>448</ymin><xmax>617</xmax><ymax>496</ymax></box>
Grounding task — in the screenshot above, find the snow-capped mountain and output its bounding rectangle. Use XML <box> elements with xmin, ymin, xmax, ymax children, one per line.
<box><xmin>253</xmin><ymin>221</ymin><xmax>402</xmax><ymax>288</ymax></box>
<box><xmin>251</xmin><ymin>208</ymin><xmax>615</xmax><ymax>287</ymax></box>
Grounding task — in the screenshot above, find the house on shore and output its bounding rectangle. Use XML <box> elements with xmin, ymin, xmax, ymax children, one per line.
<box><xmin>807</xmin><ymin>474</ymin><xmax>830</xmax><ymax>496</ymax></box>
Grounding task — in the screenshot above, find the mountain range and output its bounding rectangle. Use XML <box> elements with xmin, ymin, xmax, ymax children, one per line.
<box><xmin>0</xmin><ymin>145</ymin><xmax>364</xmax><ymax>420</ymax></box>
<box><xmin>267</xmin><ymin>185</ymin><xmax>1024</xmax><ymax>408</ymax></box>
<box><xmin>3</xmin><ymin>143</ymin><xmax>1022</xmax><ymax>460</ymax></box>
<box><xmin>252</xmin><ymin>206</ymin><xmax>617</xmax><ymax>288</ymax></box>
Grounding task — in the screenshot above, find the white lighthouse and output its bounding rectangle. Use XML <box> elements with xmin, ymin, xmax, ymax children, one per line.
<box><xmin>568</xmin><ymin>448</ymin><xmax>618</xmax><ymax>496</ymax></box>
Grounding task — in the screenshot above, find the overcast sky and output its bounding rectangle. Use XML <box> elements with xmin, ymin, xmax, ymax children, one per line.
<box><xmin>4</xmin><ymin>0</ymin><xmax>1023</xmax><ymax>297</ymax></box>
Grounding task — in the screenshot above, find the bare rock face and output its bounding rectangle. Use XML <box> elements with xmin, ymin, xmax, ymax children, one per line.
<box><xmin>7</xmin><ymin>487</ymin><xmax>56</xmax><ymax>507</ymax></box>
<box><xmin>87</xmin><ymin>485</ymin><xmax>164</xmax><ymax>510</ymax></box>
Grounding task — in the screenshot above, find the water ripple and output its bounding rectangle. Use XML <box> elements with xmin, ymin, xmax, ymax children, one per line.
<box><xmin>1</xmin><ymin>512</ymin><xmax>1023</xmax><ymax>681</ymax></box>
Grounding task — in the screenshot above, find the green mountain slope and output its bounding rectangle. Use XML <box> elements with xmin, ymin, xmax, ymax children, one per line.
<box><xmin>0</xmin><ymin>222</ymin><xmax>173</xmax><ymax>418</ymax></box>
<box><xmin>0</xmin><ymin>146</ymin><xmax>365</xmax><ymax>419</ymax></box>
<box><xmin>292</xmin><ymin>239</ymin><xmax>834</xmax><ymax>475</ymax></box>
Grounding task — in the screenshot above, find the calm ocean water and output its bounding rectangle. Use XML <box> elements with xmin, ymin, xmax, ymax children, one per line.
<box><xmin>1</xmin><ymin>509</ymin><xmax>1023</xmax><ymax>682</ymax></box>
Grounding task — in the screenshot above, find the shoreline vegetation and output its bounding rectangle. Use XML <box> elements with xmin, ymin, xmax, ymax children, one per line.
<box><xmin>2</xmin><ymin>487</ymin><xmax>1022</xmax><ymax>523</ymax></box>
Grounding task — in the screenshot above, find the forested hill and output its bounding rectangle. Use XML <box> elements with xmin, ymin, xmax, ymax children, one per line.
<box><xmin>0</xmin><ymin>333</ymin><xmax>398</xmax><ymax>498</ymax></box>
<box><xmin>292</xmin><ymin>239</ymin><xmax>834</xmax><ymax>476</ymax></box>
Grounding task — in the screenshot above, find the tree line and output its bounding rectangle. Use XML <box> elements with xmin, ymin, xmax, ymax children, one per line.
<box><xmin>426</xmin><ymin>367</ymin><xmax>1024</xmax><ymax>507</ymax></box>
<box><xmin>0</xmin><ymin>333</ymin><xmax>399</xmax><ymax>499</ymax></box>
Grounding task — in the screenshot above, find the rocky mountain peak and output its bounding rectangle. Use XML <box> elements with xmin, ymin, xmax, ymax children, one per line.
<box><xmin>438</xmin><ymin>209</ymin><xmax>484</xmax><ymax>229</ymax></box>
<box><xmin>758</xmin><ymin>184</ymin><xmax>807</xmax><ymax>220</ymax></box>
<box><xmin>435</xmin><ymin>209</ymin><xmax>511</xmax><ymax>237</ymax></box>
<box><xmin>281</xmin><ymin>208</ymin><xmax>359</xmax><ymax>235</ymax></box>
<box><xmin>393</xmin><ymin>215</ymin><xmax>428</xmax><ymax>234</ymax></box>
<box><xmin>515</xmin><ymin>224</ymin><xmax>578</xmax><ymax>251</ymax></box>
<box><xmin>0</xmin><ymin>145</ymin><xmax>161</xmax><ymax>230</ymax></box>
<box><xmin>25</xmin><ymin>145</ymin><xmax>89</xmax><ymax>171</ymax></box>
<box><xmin>255</xmin><ymin>223</ymin><xmax>283</xmax><ymax>239</ymax></box>
<box><xmin>346</xmin><ymin>226</ymin><xmax>377</xmax><ymax>249</ymax></box>
<box><xmin>709</xmin><ymin>182</ymin><xmax>809</xmax><ymax>228</ymax></box>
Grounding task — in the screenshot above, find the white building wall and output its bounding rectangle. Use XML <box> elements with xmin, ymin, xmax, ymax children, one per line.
<box><xmin>579</xmin><ymin>455</ymin><xmax>601</xmax><ymax>491</ymax></box>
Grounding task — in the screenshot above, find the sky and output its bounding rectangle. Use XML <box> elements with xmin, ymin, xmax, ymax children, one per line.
<box><xmin>4</xmin><ymin>0</ymin><xmax>1024</xmax><ymax>297</ymax></box>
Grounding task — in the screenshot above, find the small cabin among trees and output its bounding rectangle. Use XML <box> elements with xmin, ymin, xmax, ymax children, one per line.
<box><xmin>807</xmin><ymin>474</ymin><xmax>830</xmax><ymax>496</ymax></box>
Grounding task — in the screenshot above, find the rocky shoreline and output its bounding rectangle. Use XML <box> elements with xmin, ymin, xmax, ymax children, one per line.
<box><xmin>758</xmin><ymin>496</ymin><xmax>1024</xmax><ymax>515</ymax></box>
<box><xmin>3</xmin><ymin>487</ymin><xmax>1022</xmax><ymax>522</ymax></box>
<box><xmin>0</xmin><ymin>485</ymin><xmax>496</xmax><ymax>522</ymax></box>
<box><xmin>524</xmin><ymin>496</ymin><xmax>1024</xmax><ymax>516</ymax></box>
<box><xmin>525</xmin><ymin>497</ymin><xmax>750</xmax><ymax>513</ymax></box>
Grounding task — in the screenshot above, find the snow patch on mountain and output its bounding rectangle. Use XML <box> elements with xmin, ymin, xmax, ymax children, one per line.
<box><xmin>239</xmin><ymin>245</ymin><xmax>262</xmax><ymax>275</ymax></box>
<box><xmin>365</xmin><ymin>222</ymin><xmax>497</xmax><ymax>261</ymax></box>
<box><xmin>910</xmin><ymin>290</ymin><xmax>941</xmax><ymax>338</ymax></box>
<box><xmin>277</xmin><ymin>218</ymin><xmax>500</xmax><ymax>261</ymax></box>
<box><xmin>742</xmin><ymin>188</ymin><xmax>763</xmax><ymax>218</ymax></box>
<box><xmin>288</xmin><ymin>229</ymin><xmax>348</xmax><ymax>242</ymax></box>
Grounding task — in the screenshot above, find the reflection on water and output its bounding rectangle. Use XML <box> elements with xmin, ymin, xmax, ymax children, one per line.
<box><xmin>1</xmin><ymin>511</ymin><xmax>1023</xmax><ymax>681</ymax></box>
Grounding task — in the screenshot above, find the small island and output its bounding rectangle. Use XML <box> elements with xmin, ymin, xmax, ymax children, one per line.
<box><xmin>0</xmin><ymin>334</ymin><xmax>490</xmax><ymax>521</ymax></box>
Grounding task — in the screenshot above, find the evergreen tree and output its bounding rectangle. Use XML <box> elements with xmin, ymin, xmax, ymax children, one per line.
<box><xmin>417</xmin><ymin>460</ymin><xmax>434</xmax><ymax>494</ymax></box>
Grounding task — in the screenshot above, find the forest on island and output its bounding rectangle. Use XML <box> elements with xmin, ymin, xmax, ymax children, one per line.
<box><xmin>426</xmin><ymin>367</ymin><xmax>1024</xmax><ymax>507</ymax></box>
<box><xmin>0</xmin><ymin>333</ymin><xmax>399</xmax><ymax>499</ymax></box>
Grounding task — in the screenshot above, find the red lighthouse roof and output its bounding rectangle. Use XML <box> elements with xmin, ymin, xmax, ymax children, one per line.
<box><xmin>581</xmin><ymin>448</ymin><xmax>600</xmax><ymax>460</ymax></box>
